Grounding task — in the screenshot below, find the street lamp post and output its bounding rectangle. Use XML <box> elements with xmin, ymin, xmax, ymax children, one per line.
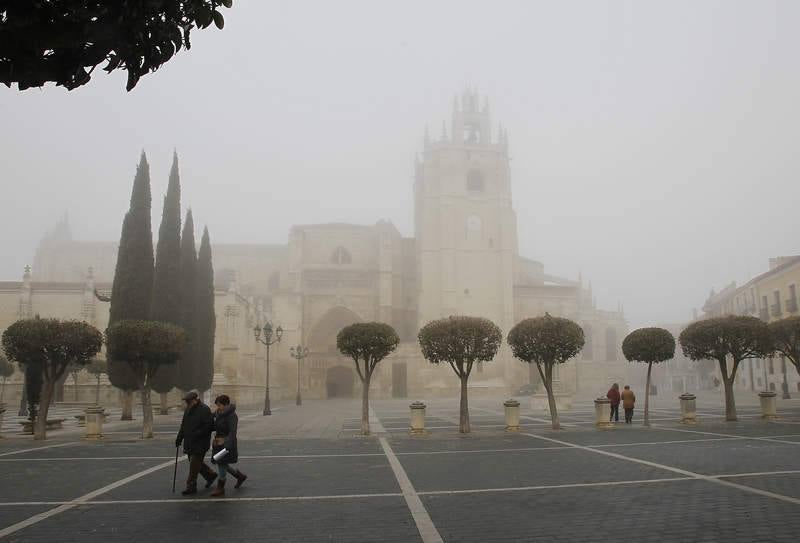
<box><xmin>289</xmin><ymin>345</ymin><xmax>309</xmax><ymax>406</ymax></box>
<box><xmin>781</xmin><ymin>356</ymin><xmax>791</xmax><ymax>399</ymax></box>
<box><xmin>254</xmin><ymin>321</ymin><xmax>283</xmax><ymax>415</ymax></box>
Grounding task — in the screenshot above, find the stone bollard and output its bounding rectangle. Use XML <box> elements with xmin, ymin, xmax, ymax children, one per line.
<box><xmin>84</xmin><ymin>405</ymin><xmax>105</xmax><ymax>440</ymax></box>
<box><xmin>594</xmin><ymin>398</ymin><xmax>613</xmax><ymax>429</ymax></box>
<box><xmin>0</xmin><ymin>402</ymin><xmax>5</xmax><ymax>438</ymax></box>
<box><xmin>504</xmin><ymin>399</ymin><xmax>521</xmax><ymax>432</ymax></box>
<box><xmin>679</xmin><ymin>393</ymin><xmax>697</xmax><ymax>424</ymax></box>
<box><xmin>409</xmin><ymin>401</ymin><xmax>426</xmax><ymax>435</ymax></box>
<box><xmin>758</xmin><ymin>391</ymin><xmax>778</xmax><ymax>419</ymax></box>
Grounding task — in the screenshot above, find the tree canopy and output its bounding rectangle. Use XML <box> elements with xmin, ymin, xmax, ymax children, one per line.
<box><xmin>337</xmin><ymin>322</ymin><xmax>400</xmax><ymax>381</ymax></box>
<box><xmin>507</xmin><ymin>314</ymin><xmax>585</xmax><ymax>366</ymax></box>
<box><xmin>768</xmin><ymin>316</ymin><xmax>800</xmax><ymax>376</ymax></box>
<box><xmin>1</xmin><ymin>1</ymin><xmax>233</xmax><ymax>91</ymax></box>
<box><xmin>418</xmin><ymin>316</ymin><xmax>502</xmax><ymax>370</ymax></box>
<box><xmin>106</xmin><ymin>320</ymin><xmax>185</xmax><ymax>381</ymax></box>
<box><xmin>622</xmin><ymin>327</ymin><xmax>675</xmax><ymax>364</ymax></box>
<box><xmin>193</xmin><ymin>225</ymin><xmax>216</xmax><ymax>393</ymax></box>
<box><xmin>0</xmin><ymin>355</ymin><xmax>14</xmax><ymax>379</ymax></box>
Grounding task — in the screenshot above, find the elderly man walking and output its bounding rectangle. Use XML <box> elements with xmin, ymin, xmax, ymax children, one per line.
<box><xmin>175</xmin><ymin>390</ymin><xmax>216</xmax><ymax>495</ymax></box>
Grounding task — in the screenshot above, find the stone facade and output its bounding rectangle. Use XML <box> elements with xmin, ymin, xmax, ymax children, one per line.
<box><xmin>3</xmin><ymin>91</ymin><xmax>629</xmax><ymax>403</ymax></box>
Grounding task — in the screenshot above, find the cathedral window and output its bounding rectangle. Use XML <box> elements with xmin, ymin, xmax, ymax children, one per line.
<box><xmin>331</xmin><ymin>246</ymin><xmax>352</xmax><ymax>265</ymax></box>
<box><xmin>466</xmin><ymin>169</ymin><xmax>484</xmax><ymax>192</ymax></box>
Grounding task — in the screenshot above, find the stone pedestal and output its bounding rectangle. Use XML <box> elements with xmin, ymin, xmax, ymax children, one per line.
<box><xmin>679</xmin><ymin>393</ymin><xmax>697</xmax><ymax>424</ymax></box>
<box><xmin>504</xmin><ymin>399</ymin><xmax>521</xmax><ymax>432</ymax></box>
<box><xmin>0</xmin><ymin>402</ymin><xmax>5</xmax><ymax>438</ymax></box>
<box><xmin>758</xmin><ymin>391</ymin><xmax>778</xmax><ymax>419</ymax></box>
<box><xmin>594</xmin><ymin>398</ymin><xmax>613</xmax><ymax>429</ymax></box>
<box><xmin>84</xmin><ymin>405</ymin><xmax>105</xmax><ymax>440</ymax></box>
<box><xmin>409</xmin><ymin>401</ymin><xmax>426</xmax><ymax>435</ymax></box>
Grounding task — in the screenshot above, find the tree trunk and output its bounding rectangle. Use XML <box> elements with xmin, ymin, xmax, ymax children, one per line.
<box><xmin>34</xmin><ymin>381</ymin><xmax>55</xmax><ymax>441</ymax></box>
<box><xmin>121</xmin><ymin>390</ymin><xmax>133</xmax><ymax>420</ymax></box>
<box><xmin>141</xmin><ymin>386</ymin><xmax>154</xmax><ymax>439</ymax></box>
<box><xmin>18</xmin><ymin>381</ymin><xmax>28</xmax><ymax>417</ymax></box>
<box><xmin>159</xmin><ymin>392</ymin><xmax>169</xmax><ymax>415</ymax></box>
<box><xmin>722</xmin><ymin>377</ymin><xmax>737</xmax><ymax>421</ymax></box>
<box><xmin>0</xmin><ymin>377</ymin><xmax>5</xmax><ymax>401</ymax></box>
<box><xmin>544</xmin><ymin>380</ymin><xmax>560</xmax><ymax>430</ymax></box>
<box><xmin>361</xmin><ymin>376</ymin><xmax>371</xmax><ymax>435</ymax></box>
<box><xmin>459</xmin><ymin>374</ymin><xmax>470</xmax><ymax>433</ymax></box>
<box><xmin>95</xmin><ymin>377</ymin><xmax>101</xmax><ymax>405</ymax></box>
<box><xmin>644</xmin><ymin>362</ymin><xmax>652</xmax><ymax>426</ymax></box>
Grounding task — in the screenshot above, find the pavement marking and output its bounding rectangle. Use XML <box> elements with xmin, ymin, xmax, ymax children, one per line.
<box><xmin>652</xmin><ymin>425</ymin><xmax>800</xmax><ymax>446</ymax></box>
<box><xmin>369</xmin><ymin>404</ymin><xmax>386</xmax><ymax>434</ymax></box>
<box><xmin>471</xmin><ymin>406</ymin><xmax>578</xmax><ymax>427</ymax></box>
<box><xmin>0</xmin><ymin>442</ymin><xmax>78</xmax><ymax>457</ymax></box>
<box><xmin>419</xmin><ymin>477</ymin><xmax>695</xmax><ymax>495</ymax></box>
<box><xmin>379</xmin><ymin>437</ymin><xmax>443</xmax><ymax>543</ymax></box>
<box><xmin>521</xmin><ymin>432</ymin><xmax>800</xmax><ymax>507</ymax></box>
<box><xmin>0</xmin><ymin>457</ymin><xmax>185</xmax><ymax>539</ymax></box>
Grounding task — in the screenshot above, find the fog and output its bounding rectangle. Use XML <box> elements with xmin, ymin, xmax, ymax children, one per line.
<box><xmin>1</xmin><ymin>0</ymin><xmax>798</xmax><ymax>327</ymax></box>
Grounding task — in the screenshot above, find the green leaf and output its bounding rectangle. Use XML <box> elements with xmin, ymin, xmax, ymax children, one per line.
<box><xmin>213</xmin><ymin>11</ymin><xmax>225</xmax><ymax>29</ymax></box>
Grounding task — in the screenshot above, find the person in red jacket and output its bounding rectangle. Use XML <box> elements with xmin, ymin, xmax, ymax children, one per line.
<box><xmin>606</xmin><ymin>383</ymin><xmax>621</xmax><ymax>422</ymax></box>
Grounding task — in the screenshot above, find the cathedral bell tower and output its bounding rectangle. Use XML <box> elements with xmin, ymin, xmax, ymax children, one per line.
<box><xmin>414</xmin><ymin>90</ymin><xmax>518</xmax><ymax>338</ymax></box>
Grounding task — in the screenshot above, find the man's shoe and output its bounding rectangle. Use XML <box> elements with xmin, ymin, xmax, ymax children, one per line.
<box><xmin>204</xmin><ymin>472</ymin><xmax>218</xmax><ymax>488</ymax></box>
<box><xmin>181</xmin><ymin>486</ymin><xmax>197</xmax><ymax>496</ymax></box>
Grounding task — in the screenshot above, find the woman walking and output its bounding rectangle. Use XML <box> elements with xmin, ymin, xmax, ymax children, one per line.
<box><xmin>606</xmin><ymin>383</ymin><xmax>621</xmax><ymax>422</ymax></box>
<box><xmin>210</xmin><ymin>394</ymin><xmax>247</xmax><ymax>497</ymax></box>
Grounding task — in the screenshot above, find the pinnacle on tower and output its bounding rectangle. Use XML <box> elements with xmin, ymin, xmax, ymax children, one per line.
<box><xmin>441</xmin><ymin>120</ymin><xmax>448</xmax><ymax>142</ymax></box>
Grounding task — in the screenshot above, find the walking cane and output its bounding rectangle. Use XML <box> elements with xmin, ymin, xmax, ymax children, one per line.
<box><xmin>172</xmin><ymin>446</ymin><xmax>179</xmax><ymax>493</ymax></box>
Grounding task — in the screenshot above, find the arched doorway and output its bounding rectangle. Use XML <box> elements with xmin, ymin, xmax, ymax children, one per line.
<box><xmin>327</xmin><ymin>366</ymin><xmax>355</xmax><ymax>398</ymax></box>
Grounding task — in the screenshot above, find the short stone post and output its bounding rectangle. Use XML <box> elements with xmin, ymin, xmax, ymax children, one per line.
<box><xmin>409</xmin><ymin>401</ymin><xmax>426</xmax><ymax>435</ymax></box>
<box><xmin>504</xmin><ymin>399</ymin><xmax>521</xmax><ymax>432</ymax></box>
<box><xmin>594</xmin><ymin>397</ymin><xmax>612</xmax><ymax>429</ymax></box>
<box><xmin>0</xmin><ymin>402</ymin><xmax>6</xmax><ymax>438</ymax></box>
<box><xmin>679</xmin><ymin>393</ymin><xmax>697</xmax><ymax>424</ymax></box>
<box><xmin>84</xmin><ymin>405</ymin><xmax>105</xmax><ymax>440</ymax></box>
<box><xmin>758</xmin><ymin>391</ymin><xmax>778</xmax><ymax>419</ymax></box>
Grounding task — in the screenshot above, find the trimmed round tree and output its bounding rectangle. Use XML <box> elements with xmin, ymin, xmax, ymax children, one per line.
<box><xmin>769</xmin><ymin>316</ymin><xmax>800</xmax><ymax>377</ymax></box>
<box><xmin>0</xmin><ymin>355</ymin><xmax>14</xmax><ymax>401</ymax></box>
<box><xmin>507</xmin><ymin>314</ymin><xmax>584</xmax><ymax>430</ymax></box>
<box><xmin>418</xmin><ymin>316</ymin><xmax>502</xmax><ymax>433</ymax></box>
<box><xmin>679</xmin><ymin>316</ymin><xmax>771</xmax><ymax>421</ymax></box>
<box><xmin>106</xmin><ymin>320</ymin><xmax>185</xmax><ymax>439</ymax></box>
<box><xmin>337</xmin><ymin>322</ymin><xmax>399</xmax><ymax>435</ymax></box>
<box><xmin>622</xmin><ymin>327</ymin><xmax>675</xmax><ymax>426</ymax></box>
<box><xmin>2</xmin><ymin>318</ymin><xmax>103</xmax><ymax>440</ymax></box>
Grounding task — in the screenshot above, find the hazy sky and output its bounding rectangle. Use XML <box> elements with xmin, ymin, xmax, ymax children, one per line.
<box><xmin>1</xmin><ymin>0</ymin><xmax>798</xmax><ymax>327</ymax></box>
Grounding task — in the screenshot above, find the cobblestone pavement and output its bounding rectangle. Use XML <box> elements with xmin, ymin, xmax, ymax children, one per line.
<box><xmin>1</xmin><ymin>396</ymin><xmax>799</xmax><ymax>542</ymax></box>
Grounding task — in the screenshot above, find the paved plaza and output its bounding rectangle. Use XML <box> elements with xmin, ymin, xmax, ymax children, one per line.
<box><xmin>1</xmin><ymin>396</ymin><xmax>799</xmax><ymax>542</ymax></box>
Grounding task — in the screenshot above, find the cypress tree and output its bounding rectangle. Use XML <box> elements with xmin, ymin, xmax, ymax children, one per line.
<box><xmin>176</xmin><ymin>209</ymin><xmax>197</xmax><ymax>391</ymax></box>
<box><xmin>194</xmin><ymin>226</ymin><xmax>216</xmax><ymax>393</ymax></box>
<box><xmin>150</xmin><ymin>152</ymin><xmax>182</xmax><ymax>412</ymax></box>
<box><xmin>108</xmin><ymin>152</ymin><xmax>155</xmax><ymax>419</ymax></box>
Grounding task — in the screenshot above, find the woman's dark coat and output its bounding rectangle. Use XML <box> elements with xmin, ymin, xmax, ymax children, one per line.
<box><xmin>176</xmin><ymin>402</ymin><xmax>213</xmax><ymax>455</ymax></box>
<box><xmin>212</xmin><ymin>404</ymin><xmax>239</xmax><ymax>464</ymax></box>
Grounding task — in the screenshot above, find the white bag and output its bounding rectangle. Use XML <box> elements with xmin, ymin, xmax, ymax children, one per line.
<box><xmin>212</xmin><ymin>448</ymin><xmax>229</xmax><ymax>462</ymax></box>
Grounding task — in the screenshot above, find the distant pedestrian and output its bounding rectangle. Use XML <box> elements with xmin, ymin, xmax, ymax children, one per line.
<box><xmin>210</xmin><ymin>394</ymin><xmax>247</xmax><ymax>497</ymax></box>
<box><xmin>175</xmin><ymin>390</ymin><xmax>216</xmax><ymax>495</ymax></box>
<box><xmin>606</xmin><ymin>383</ymin><xmax>621</xmax><ymax>422</ymax></box>
<box><xmin>621</xmin><ymin>385</ymin><xmax>636</xmax><ymax>424</ymax></box>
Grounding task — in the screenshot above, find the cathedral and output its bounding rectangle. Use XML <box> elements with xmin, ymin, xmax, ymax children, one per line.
<box><xmin>0</xmin><ymin>91</ymin><xmax>628</xmax><ymax>404</ymax></box>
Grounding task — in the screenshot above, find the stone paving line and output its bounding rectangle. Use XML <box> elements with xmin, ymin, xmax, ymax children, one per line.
<box><xmin>519</xmin><ymin>431</ymin><xmax>800</xmax><ymax>507</ymax></box>
<box><xmin>2</xmin><ymin>433</ymin><xmax>800</xmax><ymax>463</ymax></box>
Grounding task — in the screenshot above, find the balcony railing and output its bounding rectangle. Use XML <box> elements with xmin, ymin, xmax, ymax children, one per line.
<box><xmin>771</xmin><ymin>303</ymin><xmax>783</xmax><ymax>318</ymax></box>
<box><xmin>787</xmin><ymin>298</ymin><xmax>799</xmax><ymax>313</ymax></box>
<box><xmin>759</xmin><ymin>308</ymin><xmax>769</xmax><ymax>321</ymax></box>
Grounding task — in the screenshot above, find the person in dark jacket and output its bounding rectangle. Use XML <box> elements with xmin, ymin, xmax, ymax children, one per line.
<box><xmin>606</xmin><ymin>383</ymin><xmax>621</xmax><ymax>422</ymax></box>
<box><xmin>175</xmin><ymin>390</ymin><xmax>216</xmax><ymax>495</ymax></box>
<box><xmin>210</xmin><ymin>394</ymin><xmax>247</xmax><ymax>496</ymax></box>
